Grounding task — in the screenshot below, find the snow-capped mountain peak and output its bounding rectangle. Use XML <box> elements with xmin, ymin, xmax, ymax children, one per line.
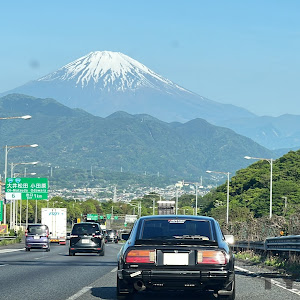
<box><xmin>38</xmin><ymin>51</ymin><xmax>190</xmax><ymax>94</ymax></box>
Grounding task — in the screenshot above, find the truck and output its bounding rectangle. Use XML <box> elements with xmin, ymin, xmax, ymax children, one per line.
<box><xmin>41</xmin><ymin>208</ymin><xmax>67</xmax><ymax>245</ymax></box>
<box><xmin>157</xmin><ymin>200</ymin><xmax>175</xmax><ymax>215</ymax></box>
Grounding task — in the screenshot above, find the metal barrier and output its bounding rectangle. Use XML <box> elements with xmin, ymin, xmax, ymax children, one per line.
<box><xmin>0</xmin><ymin>236</ymin><xmax>17</xmax><ymax>241</ymax></box>
<box><xmin>234</xmin><ymin>235</ymin><xmax>300</xmax><ymax>253</ymax></box>
<box><xmin>266</xmin><ymin>235</ymin><xmax>300</xmax><ymax>252</ymax></box>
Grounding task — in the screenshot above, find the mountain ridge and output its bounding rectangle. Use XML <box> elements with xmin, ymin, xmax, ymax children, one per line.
<box><xmin>0</xmin><ymin>94</ymin><xmax>274</xmax><ymax>179</ymax></box>
<box><xmin>1</xmin><ymin>51</ymin><xmax>255</xmax><ymax>124</ymax></box>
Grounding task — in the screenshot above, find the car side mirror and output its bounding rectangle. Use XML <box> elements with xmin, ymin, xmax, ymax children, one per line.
<box><xmin>224</xmin><ymin>235</ymin><xmax>234</xmax><ymax>245</ymax></box>
<box><xmin>121</xmin><ymin>233</ymin><xmax>130</xmax><ymax>241</ymax></box>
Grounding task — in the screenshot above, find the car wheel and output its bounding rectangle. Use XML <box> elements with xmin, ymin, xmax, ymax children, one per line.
<box><xmin>117</xmin><ymin>276</ymin><xmax>133</xmax><ymax>300</ymax></box>
<box><xmin>99</xmin><ymin>247</ymin><xmax>105</xmax><ymax>256</ymax></box>
<box><xmin>69</xmin><ymin>250</ymin><xmax>75</xmax><ymax>256</ymax></box>
<box><xmin>25</xmin><ymin>248</ymin><xmax>30</xmax><ymax>252</ymax></box>
<box><xmin>46</xmin><ymin>248</ymin><xmax>50</xmax><ymax>252</ymax></box>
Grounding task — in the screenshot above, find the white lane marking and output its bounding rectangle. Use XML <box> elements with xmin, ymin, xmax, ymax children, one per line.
<box><xmin>67</xmin><ymin>266</ymin><xmax>118</xmax><ymax>299</ymax></box>
<box><xmin>235</xmin><ymin>266</ymin><xmax>300</xmax><ymax>296</ymax></box>
<box><xmin>66</xmin><ymin>286</ymin><xmax>92</xmax><ymax>300</ymax></box>
<box><xmin>0</xmin><ymin>264</ymin><xmax>7</xmax><ymax>267</ymax></box>
<box><xmin>0</xmin><ymin>248</ymin><xmax>24</xmax><ymax>254</ymax></box>
<box><xmin>34</xmin><ymin>257</ymin><xmax>43</xmax><ymax>260</ymax></box>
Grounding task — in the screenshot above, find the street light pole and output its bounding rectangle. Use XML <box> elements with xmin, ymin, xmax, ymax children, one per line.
<box><xmin>0</xmin><ymin>114</ymin><xmax>33</xmax><ymax>224</ymax></box>
<box><xmin>175</xmin><ymin>189</ymin><xmax>178</xmax><ymax>215</ymax></box>
<box><xmin>10</xmin><ymin>161</ymin><xmax>38</xmax><ymax>229</ymax></box>
<box><xmin>206</xmin><ymin>170</ymin><xmax>231</xmax><ymax>224</ymax></box>
<box><xmin>182</xmin><ymin>181</ymin><xmax>202</xmax><ymax>215</ymax></box>
<box><xmin>244</xmin><ymin>156</ymin><xmax>273</xmax><ymax>219</ymax></box>
<box><xmin>152</xmin><ymin>199</ymin><xmax>155</xmax><ymax>215</ymax></box>
<box><xmin>4</xmin><ymin>144</ymin><xmax>38</xmax><ymax>226</ymax></box>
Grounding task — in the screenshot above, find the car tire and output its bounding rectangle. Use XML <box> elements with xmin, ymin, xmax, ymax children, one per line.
<box><xmin>99</xmin><ymin>247</ymin><xmax>105</xmax><ymax>256</ymax></box>
<box><xmin>69</xmin><ymin>249</ymin><xmax>75</xmax><ymax>256</ymax></box>
<box><xmin>25</xmin><ymin>248</ymin><xmax>30</xmax><ymax>252</ymax></box>
<box><xmin>46</xmin><ymin>248</ymin><xmax>50</xmax><ymax>252</ymax></box>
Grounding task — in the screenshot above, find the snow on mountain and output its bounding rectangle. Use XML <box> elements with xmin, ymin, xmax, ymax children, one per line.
<box><xmin>38</xmin><ymin>51</ymin><xmax>191</xmax><ymax>94</ymax></box>
<box><xmin>1</xmin><ymin>51</ymin><xmax>255</xmax><ymax>123</ymax></box>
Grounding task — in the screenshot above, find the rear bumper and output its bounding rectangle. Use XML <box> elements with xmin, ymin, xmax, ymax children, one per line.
<box><xmin>69</xmin><ymin>246</ymin><xmax>102</xmax><ymax>253</ymax></box>
<box><xmin>118</xmin><ymin>268</ymin><xmax>234</xmax><ymax>291</ymax></box>
<box><xmin>26</xmin><ymin>242</ymin><xmax>49</xmax><ymax>249</ymax></box>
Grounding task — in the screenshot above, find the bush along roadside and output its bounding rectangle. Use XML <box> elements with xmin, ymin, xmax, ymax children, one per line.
<box><xmin>235</xmin><ymin>250</ymin><xmax>300</xmax><ymax>279</ymax></box>
<box><xmin>0</xmin><ymin>229</ymin><xmax>23</xmax><ymax>247</ymax></box>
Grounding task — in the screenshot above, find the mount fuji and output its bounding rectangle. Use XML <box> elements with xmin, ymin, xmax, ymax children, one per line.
<box><xmin>2</xmin><ymin>51</ymin><xmax>255</xmax><ymax>123</ymax></box>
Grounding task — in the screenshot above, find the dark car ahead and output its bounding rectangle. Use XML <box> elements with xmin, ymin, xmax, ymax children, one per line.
<box><xmin>69</xmin><ymin>222</ymin><xmax>105</xmax><ymax>256</ymax></box>
<box><xmin>25</xmin><ymin>224</ymin><xmax>50</xmax><ymax>252</ymax></box>
<box><xmin>106</xmin><ymin>229</ymin><xmax>119</xmax><ymax>243</ymax></box>
<box><xmin>117</xmin><ymin>215</ymin><xmax>235</xmax><ymax>299</ymax></box>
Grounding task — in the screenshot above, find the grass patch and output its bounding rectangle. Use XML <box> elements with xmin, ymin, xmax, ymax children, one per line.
<box><xmin>236</xmin><ymin>250</ymin><xmax>300</xmax><ymax>278</ymax></box>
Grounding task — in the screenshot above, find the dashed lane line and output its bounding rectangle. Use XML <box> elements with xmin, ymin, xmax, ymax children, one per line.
<box><xmin>0</xmin><ymin>248</ymin><xmax>24</xmax><ymax>254</ymax></box>
<box><xmin>235</xmin><ymin>265</ymin><xmax>300</xmax><ymax>296</ymax></box>
<box><xmin>66</xmin><ymin>286</ymin><xmax>93</xmax><ymax>300</ymax></box>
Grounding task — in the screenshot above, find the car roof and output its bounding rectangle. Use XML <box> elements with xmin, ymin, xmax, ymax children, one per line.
<box><xmin>138</xmin><ymin>215</ymin><xmax>216</xmax><ymax>222</ymax></box>
<box><xmin>73</xmin><ymin>222</ymin><xmax>99</xmax><ymax>225</ymax></box>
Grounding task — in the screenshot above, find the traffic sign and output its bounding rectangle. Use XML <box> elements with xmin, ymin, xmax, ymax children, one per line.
<box><xmin>87</xmin><ymin>214</ymin><xmax>98</xmax><ymax>221</ymax></box>
<box><xmin>125</xmin><ymin>214</ymin><xmax>137</xmax><ymax>223</ymax></box>
<box><xmin>5</xmin><ymin>178</ymin><xmax>48</xmax><ymax>200</ymax></box>
<box><xmin>106</xmin><ymin>214</ymin><xmax>111</xmax><ymax>220</ymax></box>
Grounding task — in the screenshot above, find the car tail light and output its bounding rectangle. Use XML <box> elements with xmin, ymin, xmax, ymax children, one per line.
<box><xmin>25</xmin><ymin>230</ymin><xmax>28</xmax><ymax>237</ymax></box>
<box><xmin>126</xmin><ymin>249</ymin><xmax>156</xmax><ymax>263</ymax></box>
<box><xmin>197</xmin><ymin>250</ymin><xmax>227</xmax><ymax>264</ymax></box>
<box><xmin>92</xmin><ymin>234</ymin><xmax>102</xmax><ymax>238</ymax></box>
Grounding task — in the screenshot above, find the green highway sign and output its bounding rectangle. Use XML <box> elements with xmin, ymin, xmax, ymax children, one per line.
<box><xmin>106</xmin><ymin>214</ymin><xmax>111</xmax><ymax>220</ymax></box>
<box><xmin>6</xmin><ymin>178</ymin><xmax>48</xmax><ymax>200</ymax></box>
<box><xmin>22</xmin><ymin>193</ymin><xmax>48</xmax><ymax>200</ymax></box>
<box><xmin>87</xmin><ymin>214</ymin><xmax>98</xmax><ymax>221</ymax></box>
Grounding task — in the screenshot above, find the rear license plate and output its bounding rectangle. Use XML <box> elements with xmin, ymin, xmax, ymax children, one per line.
<box><xmin>33</xmin><ymin>236</ymin><xmax>40</xmax><ymax>240</ymax></box>
<box><xmin>163</xmin><ymin>253</ymin><xmax>189</xmax><ymax>265</ymax></box>
<box><xmin>82</xmin><ymin>239</ymin><xmax>90</xmax><ymax>244</ymax></box>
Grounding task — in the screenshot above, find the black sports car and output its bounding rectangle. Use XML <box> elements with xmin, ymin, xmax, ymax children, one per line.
<box><xmin>117</xmin><ymin>215</ymin><xmax>235</xmax><ymax>299</ymax></box>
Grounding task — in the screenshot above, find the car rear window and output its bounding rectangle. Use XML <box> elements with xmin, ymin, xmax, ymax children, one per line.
<box><xmin>27</xmin><ymin>225</ymin><xmax>48</xmax><ymax>235</ymax></box>
<box><xmin>141</xmin><ymin>219</ymin><xmax>212</xmax><ymax>240</ymax></box>
<box><xmin>71</xmin><ymin>224</ymin><xmax>100</xmax><ymax>235</ymax></box>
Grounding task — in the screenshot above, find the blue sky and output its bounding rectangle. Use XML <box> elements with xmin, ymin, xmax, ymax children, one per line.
<box><xmin>1</xmin><ymin>0</ymin><xmax>300</xmax><ymax>116</ymax></box>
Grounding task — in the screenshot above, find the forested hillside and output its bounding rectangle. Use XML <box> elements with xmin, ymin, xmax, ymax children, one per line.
<box><xmin>200</xmin><ymin>150</ymin><xmax>300</xmax><ymax>238</ymax></box>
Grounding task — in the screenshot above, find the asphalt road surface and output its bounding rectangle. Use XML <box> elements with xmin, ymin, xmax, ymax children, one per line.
<box><xmin>0</xmin><ymin>242</ymin><xmax>299</xmax><ymax>300</ymax></box>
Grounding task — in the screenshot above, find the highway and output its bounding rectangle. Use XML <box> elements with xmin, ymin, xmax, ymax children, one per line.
<box><xmin>0</xmin><ymin>243</ymin><xmax>299</xmax><ymax>300</ymax></box>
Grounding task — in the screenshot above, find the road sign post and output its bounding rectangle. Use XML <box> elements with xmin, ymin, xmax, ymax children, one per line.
<box><xmin>5</xmin><ymin>178</ymin><xmax>48</xmax><ymax>228</ymax></box>
<box><xmin>0</xmin><ymin>200</ymin><xmax>3</xmax><ymax>223</ymax></box>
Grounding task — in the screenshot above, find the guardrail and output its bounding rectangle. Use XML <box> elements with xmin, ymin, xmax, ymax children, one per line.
<box><xmin>0</xmin><ymin>236</ymin><xmax>17</xmax><ymax>242</ymax></box>
<box><xmin>234</xmin><ymin>235</ymin><xmax>300</xmax><ymax>253</ymax></box>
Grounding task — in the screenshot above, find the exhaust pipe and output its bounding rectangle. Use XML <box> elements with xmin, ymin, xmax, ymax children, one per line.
<box><xmin>134</xmin><ymin>280</ymin><xmax>146</xmax><ymax>291</ymax></box>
